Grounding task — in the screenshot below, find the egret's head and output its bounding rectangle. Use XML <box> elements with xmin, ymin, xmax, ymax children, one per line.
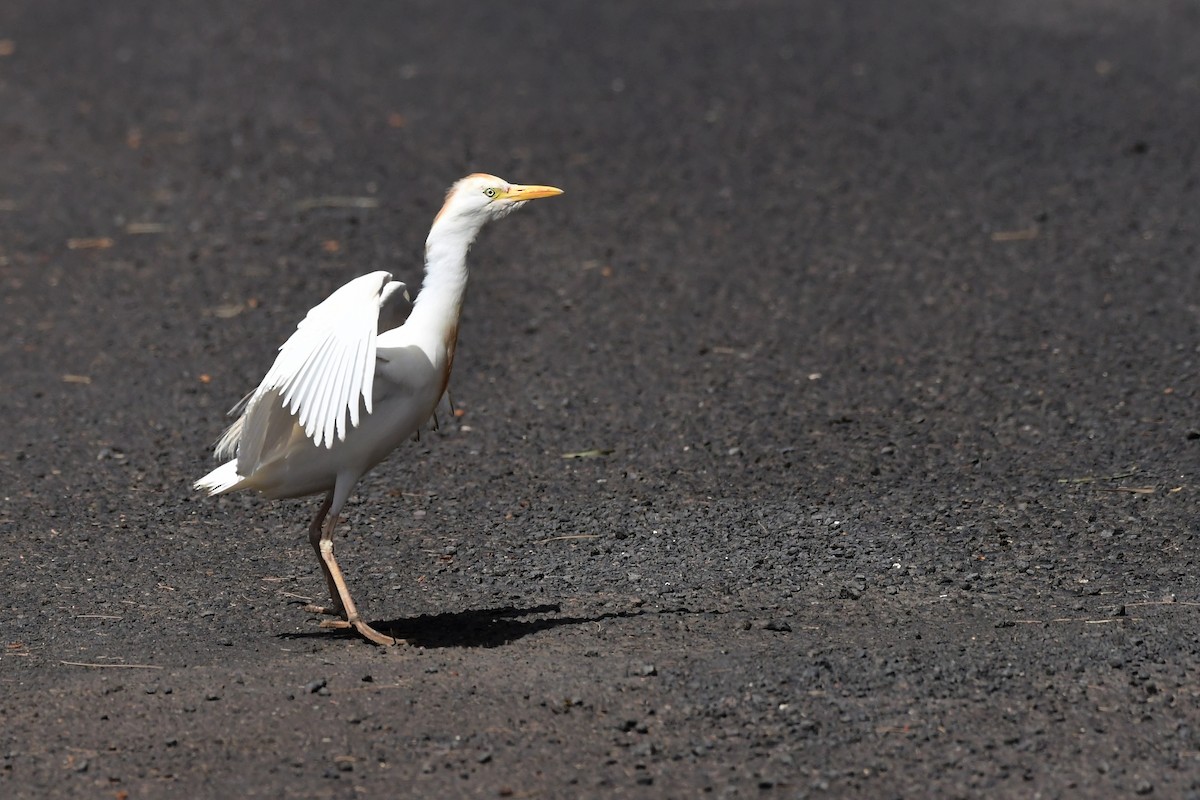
<box><xmin>436</xmin><ymin>173</ymin><xmax>563</xmax><ymax>227</ymax></box>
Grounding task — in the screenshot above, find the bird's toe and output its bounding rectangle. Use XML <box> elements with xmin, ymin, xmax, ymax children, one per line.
<box><xmin>304</xmin><ymin>603</ymin><xmax>346</xmax><ymax>617</ymax></box>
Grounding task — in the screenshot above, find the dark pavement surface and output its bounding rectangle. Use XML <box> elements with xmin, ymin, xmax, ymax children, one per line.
<box><xmin>3</xmin><ymin>1</ymin><xmax>1200</xmax><ymax>797</ymax></box>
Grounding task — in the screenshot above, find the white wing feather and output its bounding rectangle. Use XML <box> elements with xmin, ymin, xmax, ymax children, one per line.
<box><xmin>249</xmin><ymin>271</ymin><xmax>405</xmax><ymax>449</ymax></box>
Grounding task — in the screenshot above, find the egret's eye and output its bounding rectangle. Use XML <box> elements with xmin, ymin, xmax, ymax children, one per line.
<box><xmin>483</xmin><ymin>187</ymin><xmax>498</xmax><ymax>199</ymax></box>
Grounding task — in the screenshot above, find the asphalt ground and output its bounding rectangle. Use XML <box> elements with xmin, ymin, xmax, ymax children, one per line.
<box><xmin>2</xmin><ymin>1</ymin><xmax>1199</xmax><ymax>797</ymax></box>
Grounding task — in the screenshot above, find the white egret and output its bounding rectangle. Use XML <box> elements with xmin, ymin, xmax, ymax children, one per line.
<box><xmin>196</xmin><ymin>174</ymin><xmax>563</xmax><ymax>645</ymax></box>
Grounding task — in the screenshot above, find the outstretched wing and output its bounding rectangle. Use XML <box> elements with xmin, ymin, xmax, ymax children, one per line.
<box><xmin>238</xmin><ymin>271</ymin><xmax>407</xmax><ymax>457</ymax></box>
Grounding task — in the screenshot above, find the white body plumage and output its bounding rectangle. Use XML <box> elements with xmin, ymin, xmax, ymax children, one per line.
<box><xmin>196</xmin><ymin>270</ymin><xmax>446</xmax><ymax>501</ymax></box>
<box><xmin>195</xmin><ymin>174</ymin><xmax>563</xmax><ymax>645</ymax></box>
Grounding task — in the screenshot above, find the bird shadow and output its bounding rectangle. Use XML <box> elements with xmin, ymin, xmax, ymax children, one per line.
<box><xmin>281</xmin><ymin>602</ymin><xmax>674</xmax><ymax>649</ymax></box>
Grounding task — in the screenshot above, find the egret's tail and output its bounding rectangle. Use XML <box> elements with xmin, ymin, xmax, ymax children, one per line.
<box><xmin>194</xmin><ymin>460</ymin><xmax>245</xmax><ymax>495</ymax></box>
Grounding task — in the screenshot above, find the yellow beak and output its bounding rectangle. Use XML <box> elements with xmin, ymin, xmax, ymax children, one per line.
<box><xmin>504</xmin><ymin>184</ymin><xmax>564</xmax><ymax>201</ymax></box>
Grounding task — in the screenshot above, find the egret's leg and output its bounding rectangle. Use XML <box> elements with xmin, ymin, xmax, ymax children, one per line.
<box><xmin>302</xmin><ymin>492</ymin><xmax>343</xmax><ymax>617</ymax></box>
<box><xmin>312</xmin><ymin>478</ymin><xmax>405</xmax><ymax>646</ymax></box>
<box><xmin>314</xmin><ymin>527</ymin><xmax>400</xmax><ymax>646</ymax></box>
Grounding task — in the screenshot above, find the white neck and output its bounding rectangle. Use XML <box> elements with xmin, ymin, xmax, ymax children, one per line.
<box><xmin>404</xmin><ymin>212</ymin><xmax>485</xmax><ymax>346</ymax></box>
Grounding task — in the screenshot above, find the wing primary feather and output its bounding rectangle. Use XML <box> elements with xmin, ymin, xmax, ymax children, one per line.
<box><xmin>287</xmin><ymin>336</ymin><xmax>323</xmax><ymax>432</ymax></box>
<box><xmin>329</xmin><ymin>298</ymin><xmax>376</xmax><ymax>444</ymax></box>
<box><xmin>294</xmin><ymin>334</ymin><xmax>339</xmax><ymax>440</ymax></box>
<box><xmin>226</xmin><ymin>388</ymin><xmax>256</xmax><ymax>418</ymax></box>
<box><xmin>313</xmin><ymin>328</ymin><xmax>346</xmax><ymax>447</ymax></box>
<box><xmin>339</xmin><ymin>313</ymin><xmax>371</xmax><ymax>441</ymax></box>
<box><xmin>321</xmin><ymin>345</ymin><xmax>345</xmax><ymax>446</ymax></box>
<box><xmin>347</xmin><ymin>324</ymin><xmax>368</xmax><ymax>431</ymax></box>
<box><xmin>364</xmin><ymin>319</ymin><xmax>378</xmax><ymax>417</ymax></box>
<box><xmin>325</xmin><ymin>323</ymin><xmax>358</xmax><ymax>446</ymax></box>
<box><xmin>313</xmin><ymin>331</ymin><xmax>346</xmax><ymax>446</ymax></box>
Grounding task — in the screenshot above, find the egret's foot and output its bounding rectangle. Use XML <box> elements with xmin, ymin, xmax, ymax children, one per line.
<box><xmin>304</xmin><ymin>603</ymin><xmax>345</xmax><ymax>617</ymax></box>
<box><xmin>351</xmin><ymin>618</ymin><xmax>405</xmax><ymax>647</ymax></box>
<box><xmin>312</xmin><ymin>610</ymin><xmax>404</xmax><ymax>646</ymax></box>
<box><xmin>318</xmin><ymin>618</ymin><xmax>352</xmax><ymax>629</ymax></box>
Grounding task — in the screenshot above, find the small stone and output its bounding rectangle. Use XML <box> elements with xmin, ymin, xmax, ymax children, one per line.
<box><xmin>630</xmin><ymin>741</ymin><xmax>655</xmax><ymax>757</ymax></box>
<box><xmin>476</xmin><ymin>751</ymin><xmax>493</xmax><ymax>764</ymax></box>
<box><xmin>639</xmin><ymin>664</ymin><xmax>657</xmax><ymax>677</ymax></box>
<box><xmin>305</xmin><ymin>679</ymin><xmax>327</xmax><ymax>694</ymax></box>
<box><xmin>764</xmin><ymin>620</ymin><xmax>792</xmax><ymax>633</ymax></box>
<box><xmin>1135</xmin><ymin>780</ymin><xmax>1153</xmax><ymax>795</ymax></box>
